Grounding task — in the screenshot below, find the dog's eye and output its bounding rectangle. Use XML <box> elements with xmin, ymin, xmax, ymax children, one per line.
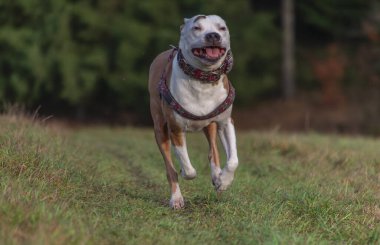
<box><xmin>219</xmin><ymin>26</ymin><xmax>227</xmax><ymax>31</ymax></box>
<box><xmin>192</xmin><ymin>26</ymin><xmax>201</xmax><ymax>31</ymax></box>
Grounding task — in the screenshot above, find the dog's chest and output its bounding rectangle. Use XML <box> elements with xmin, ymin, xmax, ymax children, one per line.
<box><xmin>169</xmin><ymin>61</ymin><xmax>228</xmax><ymax>130</ymax></box>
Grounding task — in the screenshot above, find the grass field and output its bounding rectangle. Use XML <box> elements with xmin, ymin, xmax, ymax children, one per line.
<box><xmin>1</xmin><ymin>114</ymin><xmax>380</xmax><ymax>244</ymax></box>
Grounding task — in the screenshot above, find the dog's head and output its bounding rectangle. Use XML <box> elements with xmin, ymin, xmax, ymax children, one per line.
<box><xmin>179</xmin><ymin>15</ymin><xmax>231</xmax><ymax>71</ymax></box>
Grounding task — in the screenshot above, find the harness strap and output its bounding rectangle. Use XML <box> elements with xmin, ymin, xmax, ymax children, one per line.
<box><xmin>158</xmin><ymin>48</ymin><xmax>235</xmax><ymax>121</ymax></box>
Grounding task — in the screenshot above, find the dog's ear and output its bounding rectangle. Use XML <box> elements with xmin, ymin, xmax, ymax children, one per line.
<box><xmin>180</xmin><ymin>18</ymin><xmax>189</xmax><ymax>32</ymax></box>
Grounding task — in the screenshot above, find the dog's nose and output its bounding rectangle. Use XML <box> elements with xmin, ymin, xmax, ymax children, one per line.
<box><xmin>205</xmin><ymin>32</ymin><xmax>221</xmax><ymax>43</ymax></box>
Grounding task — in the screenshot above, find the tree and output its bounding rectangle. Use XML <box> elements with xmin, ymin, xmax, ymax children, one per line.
<box><xmin>282</xmin><ymin>0</ymin><xmax>295</xmax><ymax>99</ymax></box>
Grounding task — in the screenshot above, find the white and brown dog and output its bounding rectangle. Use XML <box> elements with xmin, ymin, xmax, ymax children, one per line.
<box><xmin>148</xmin><ymin>15</ymin><xmax>238</xmax><ymax>209</ymax></box>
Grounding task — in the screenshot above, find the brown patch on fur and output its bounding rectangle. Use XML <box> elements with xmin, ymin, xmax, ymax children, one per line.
<box><xmin>162</xmin><ymin>102</ymin><xmax>184</xmax><ymax>147</ymax></box>
<box><xmin>170</xmin><ymin>130</ymin><xmax>184</xmax><ymax>147</ymax></box>
<box><xmin>154</xmin><ymin>119</ymin><xmax>180</xmax><ymax>192</ymax></box>
<box><xmin>149</xmin><ymin>49</ymin><xmax>181</xmax><ymax>196</ymax></box>
<box><xmin>149</xmin><ymin>50</ymin><xmax>174</xmax><ymax>142</ymax></box>
<box><xmin>171</xmin><ymin>182</ymin><xmax>178</xmax><ymax>193</ymax></box>
<box><xmin>203</xmin><ymin>122</ymin><xmax>220</xmax><ymax>167</ymax></box>
<box><xmin>223</xmin><ymin>75</ymin><xmax>229</xmax><ymax>90</ymax></box>
<box><xmin>158</xmin><ymin>64</ymin><xmax>184</xmax><ymax>148</ymax></box>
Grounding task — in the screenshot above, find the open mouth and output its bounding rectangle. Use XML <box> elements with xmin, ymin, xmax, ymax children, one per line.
<box><xmin>192</xmin><ymin>46</ymin><xmax>226</xmax><ymax>61</ymax></box>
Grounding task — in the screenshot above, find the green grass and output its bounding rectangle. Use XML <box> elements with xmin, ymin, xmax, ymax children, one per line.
<box><xmin>1</xmin><ymin>114</ymin><xmax>380</xmax><ymax>244</ymax></box>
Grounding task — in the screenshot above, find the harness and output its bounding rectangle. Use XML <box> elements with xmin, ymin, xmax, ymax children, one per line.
<box><xmin>158</xmin><ymin>48</ymin><xmax>235</xmax><ymax>121</ymax></box>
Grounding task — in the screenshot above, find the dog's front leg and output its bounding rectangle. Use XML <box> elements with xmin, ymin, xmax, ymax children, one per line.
<box><xmin>170</xmin><ymin>128</ymin><xmax>197</xmax><ymax>180</ymax></box>
<box><xmin>215</xmin><ymin>117</ymin><xmax>238</xmax><ymax>192</ymax></box>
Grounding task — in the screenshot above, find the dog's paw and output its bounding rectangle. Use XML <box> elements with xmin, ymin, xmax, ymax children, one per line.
<box><xmin>180</xmin><ymin>167</ymin><xmax>197</xmax><ymax>180</ymax></box>
<box><xmin>213</xmin><ymin>169</ymin><xmax>235</xmax><ymax>192</ymax></box>
<box><xmin>169</xmin><ymin>195</ymin><xmax>185</xmax><ymax>209</ymax></box>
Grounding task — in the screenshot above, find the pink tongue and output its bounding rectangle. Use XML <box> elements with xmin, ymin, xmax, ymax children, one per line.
<box><xmin>205</xmin><ymin>48</ymin><xmax>220</xmax><ymax>58</ymax></box>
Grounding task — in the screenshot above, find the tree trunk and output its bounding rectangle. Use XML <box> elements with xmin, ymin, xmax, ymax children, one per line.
<box><xmin>282</xmin><ymin>0</ymin><xmax>296</xmax><ymax>99</ymax></box>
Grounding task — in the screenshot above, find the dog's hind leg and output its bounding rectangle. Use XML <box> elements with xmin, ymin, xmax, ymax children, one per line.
<box><xmin>169</xmin><ymin>126</ymin><xmax>197</xmax><ymax>180</ymax></box>
<box><xmin>203</xmin><ymin>122</ymin><xmax>222</xmax><ymax>186</ymax></box>
<box><xmin>153</xmin><ymin>119</ymin><xmax>184</xmax><ymax>209</ymax></box>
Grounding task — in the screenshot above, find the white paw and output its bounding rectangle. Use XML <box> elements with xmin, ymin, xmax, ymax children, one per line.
<box><xmin>180</xmin><ymin>167</ymin><xmax>197</xmax><ymax>180</ymax></box>
<box><xmin>211</xmin><ymin>167</ymin><xmax>222</xmax><ymax>187</ymax></box>
<box><xmin>213</xmin><ymin>168</ymin><xmax>235</xmax><ymax>192</ymax></box>
<box><xmin>169</xmin><ymin>195</ymin><xmax>185</xmax><ymax>209</ymax></box>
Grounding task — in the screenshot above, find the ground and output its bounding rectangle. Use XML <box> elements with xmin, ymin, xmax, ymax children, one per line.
<box><xmin>0</xmin><ymin>114</ymin><xmax>380</xmax><ymax>244</ymax></box>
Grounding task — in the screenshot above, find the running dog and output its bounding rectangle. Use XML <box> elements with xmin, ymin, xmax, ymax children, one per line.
<box><xmin>148</xmin><ymin>15</ymin><xmax>238</xmax><ymax>209</ymax></box>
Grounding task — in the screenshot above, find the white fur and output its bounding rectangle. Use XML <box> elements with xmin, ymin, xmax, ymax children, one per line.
<box><xmin>170</xmin><ymin>183</ymin><xmax>184</xmax><ymax>209</ymax></box>
<box><xmin>172</xmin><ymin>141</ymin><xmax>197</xmax><ymax>179</ymax></box>
<box><xmin>214</xmin><ymin>118</ymin><xmax>238</xmax><ymax>191</ymax></box>
<box><xmin>210</xmin><ymin>161</ymin><xmax>222</xmax><ymax>185</ymax></box>
<box><xmin>170</xmin><ymin>59</ymin><xmax>228</xmax><ymax>120</ymax></box>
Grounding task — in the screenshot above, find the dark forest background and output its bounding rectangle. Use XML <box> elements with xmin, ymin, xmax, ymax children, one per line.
<box><xmin>1</xmin><ymin>0</ymin><xmax>379</xmax><ymax>134</ymax></box>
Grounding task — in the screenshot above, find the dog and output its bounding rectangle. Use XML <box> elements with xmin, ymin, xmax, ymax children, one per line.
<box><xmin>148</xmin><ymin>15</ymin><xmax>238</xmax><ymax>209</ymax></box>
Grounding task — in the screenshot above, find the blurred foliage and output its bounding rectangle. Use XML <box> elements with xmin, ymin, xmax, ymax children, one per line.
<box><xmin>0</xmin><ymin>0</ymin><xmax>375</xmax><ymax>118</ymax></box>
<box><xmin>298</xmin><ymin>0</ymin><xmax>371</xmax><ymax>39</ymax></box>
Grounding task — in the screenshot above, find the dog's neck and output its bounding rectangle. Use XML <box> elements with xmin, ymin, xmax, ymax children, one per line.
<box><xmin>177</xmin><ymin>49</ymin><xmax>233</xmax><ymax>83</ymax></box>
